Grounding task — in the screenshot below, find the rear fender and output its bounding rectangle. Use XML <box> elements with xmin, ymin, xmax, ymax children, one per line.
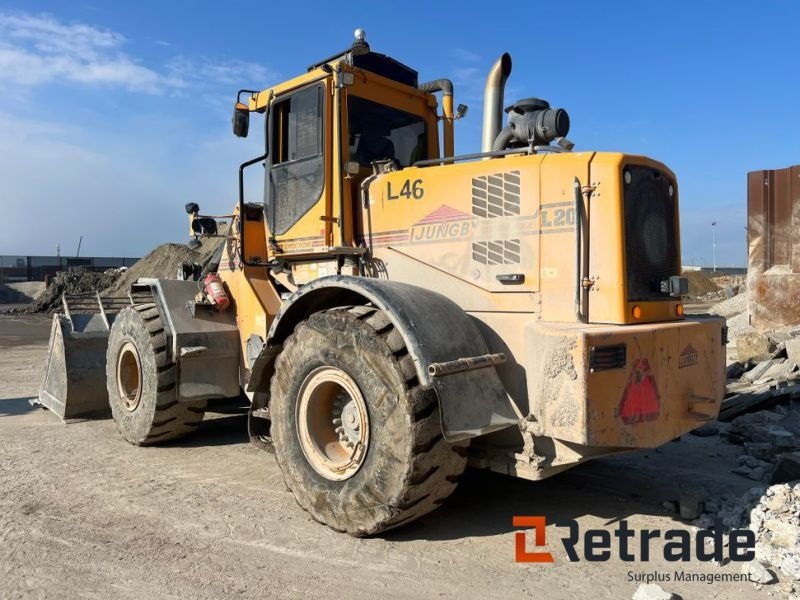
<box><xmin>252</xmin><ymin>275</ymin><xmax>519</xmax><ymax>442</ymax></box>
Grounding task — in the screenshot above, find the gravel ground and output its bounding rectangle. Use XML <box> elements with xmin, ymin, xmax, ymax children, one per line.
<box><xmin>0</xmin><ymin>314</ymin><xmax>780</xmax><ymax>599</ymax></box>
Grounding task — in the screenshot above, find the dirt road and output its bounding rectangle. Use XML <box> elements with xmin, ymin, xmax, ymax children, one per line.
<box><xmin>0</xmin><ymin>314</ymin><xmax>775</xmax><ymax>599</ymax></box>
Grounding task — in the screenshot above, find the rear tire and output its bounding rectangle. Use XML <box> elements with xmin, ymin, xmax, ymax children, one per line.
<box><xmin>106</xmin><ymin>304</ymin><xmax>206</xmax><ymax>445</ymax></box>
<box><xmin>270</xmin><ymin>306</ymin><xmax>468</xmax><ymax>536</ymax></box>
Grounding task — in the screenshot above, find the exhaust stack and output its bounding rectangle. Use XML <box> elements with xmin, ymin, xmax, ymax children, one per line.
<box><xmin>481</xmin><ymin>53</ymin><xmax>512</xmax><ymax>153</ymax></box>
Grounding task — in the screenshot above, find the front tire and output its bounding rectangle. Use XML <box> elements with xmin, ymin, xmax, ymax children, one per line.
<box><xmin>270</xmin><ymin>306</ymin><xmax>467</xmax><ymax>536</ymax></box>
<box><xmin>106</xmin><ymin>304</ymin><xmax>206</xmax><ymax>445</ymax></box>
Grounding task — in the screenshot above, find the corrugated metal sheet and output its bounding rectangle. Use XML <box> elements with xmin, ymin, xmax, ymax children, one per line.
<box><xmin>747</xmin><ymin>165</ymin><xmax>800</xmax><ymax>330</ymax></box>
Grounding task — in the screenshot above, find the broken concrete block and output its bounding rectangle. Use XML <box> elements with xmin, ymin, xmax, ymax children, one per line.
<box><xmin>727</xmin><ymin>361</ymin><xmax>747</xmax><ymax>379</ymax></box>
<box><xmin>742</xmin><ymin>561</ymin><xmax>777</xmax><ymax>584</ymax></box>
<box><xmin>769</xmin><ymin>427</ymin><xmax>797</xmax><ymax>450</ymax></box>
<box><xmin>632</xmin><ymin>583</ymin><xmax>677</xmax><ymax>600</ymax></box>
<box><xmin>786</xmin><ymin>337</ymin><xmax>800</xmax><ymax>363</ymax></box>
<box><xmin>745</xmin><ymin>442</ymin><xmax>774</xmax><ymax>461</ymax></box>
<box><xmin>738</xmin><ymin>332</ymin><xmax>775</xmax><ymax>363</ymax></box>
<box><xmin>770</xmin><ymin>453</ymin><xmax>800</xmax><ymax>484</ymax></box>
<box><xmin>742</xmin><ymin>358</ymin><xmax>778</xmax><ymax>383</ymax></box>
<box><xmin>753</xmin><ymin>358</ymin><xmax>791</xmax><ymax>384</ymax></box>
<box><xmin>749</xmin><ymin>466</ymin><xmax>766</xmax><ymax>481</ymax></box>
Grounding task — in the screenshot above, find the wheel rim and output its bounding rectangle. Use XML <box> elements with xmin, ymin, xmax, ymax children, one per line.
<box><xmin>116</xmin><ymin>342</ymin><xmax>143</xmax><ymax>412</ymax></box>
<box><xmin>296</xmin><ymin>367</ymin><xmax>369</xmax><ymax>481</ymax></box>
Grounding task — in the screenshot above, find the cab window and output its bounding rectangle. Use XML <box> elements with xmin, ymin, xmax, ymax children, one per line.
<box><xmin>267</xmin><ymin>84</ymin><xmax>324</xmax><ymax>235</ymax></box>
<box><xmin>347</xmin><ymin>96</ymin><xmax>427</xmax><ymax>167</ymax></box>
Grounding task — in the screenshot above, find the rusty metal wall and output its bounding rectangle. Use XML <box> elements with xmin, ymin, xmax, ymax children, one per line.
<box><xmin>747</xmin><ymin>165</ymin><xmax>800</xmax><ymax>330</ymax></box>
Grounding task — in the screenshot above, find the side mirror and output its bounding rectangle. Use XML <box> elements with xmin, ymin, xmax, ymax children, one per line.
<box><xmin>232</xmin><ymin>102</ymin><xmax>250</xmax><ymax>138</ymax></box>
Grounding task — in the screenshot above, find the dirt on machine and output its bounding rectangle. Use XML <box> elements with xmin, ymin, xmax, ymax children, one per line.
<box><xmin>37</xmin><ymin>29</ymin><xmax>725</xmax><ymax>536</ymax></box>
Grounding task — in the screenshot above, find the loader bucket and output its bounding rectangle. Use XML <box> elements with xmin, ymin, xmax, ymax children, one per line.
<box><xmin>37</xmin><ymin>293</ymin><xmax>131</xmax><ymax>421</ymax></box>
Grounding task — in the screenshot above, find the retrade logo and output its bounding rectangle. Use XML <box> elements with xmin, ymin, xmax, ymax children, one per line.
<box><xmin>512</xmin><ymin>516</ymin><xmax>555</xmax><ymax>562</ymax></box>
<box><xmin>513</xmin><ymin>517</ymin><xmax>755</xmax><ymax>563</ymax></box>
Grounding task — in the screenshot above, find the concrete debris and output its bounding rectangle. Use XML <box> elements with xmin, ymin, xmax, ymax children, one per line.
<box><xmin>771</xmin><ymin>453</ymin><xmax>800</xmax><ymax>485</ymax></box>
<box><xmin>696</xmin><ymin>482</ymin><xmax>799</xmax><ymax>582</ymax></box>
<box><xmin>741</xmin><ymin>560</ymin><xmax>778</xmax><ymax>584</ymax></box>
<box><xmin>26</xmin><ymin>267</ymin><xmax>122</xmax><ymax>313</ymax></box>
<box><xmin>725</xmin><ymin>312</ymin><xmax>753</xmax><ymax>345</ymax></box>
<box><xmin>721</xmin><ymin>334</ymin><xmax>800</xmax><ymax>420</ymax></box>
<box><xmin>787</xmin><ymin>338</ymin><xmax>800</xmax><ymax>364</ymax></box>
<box><xmin>723</xmin><ymin>408</ymin><xmax>800</xmax><ymax>485</ymax></box>
<box><xmin>711</xmin><ymin>291</ymin><xmax>747</xmax><ymax>318</ymax></box>
<box><xmin>632</xmin><ymin>583</ymin><xmax>677</xmax><ymax>600</ymax></box>
<box><xmin>750</xmin><ymin>483</ymin><xmax>800</xmax><ymax>580</ymax></box>
<box><xmin>737</xmin><ymin>333</ymin><xmax>775</xmax><ymax>363</ymax></box>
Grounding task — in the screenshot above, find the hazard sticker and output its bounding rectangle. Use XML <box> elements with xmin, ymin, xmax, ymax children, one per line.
<box><xmin>618</xmin><ymin>358</ymin><xmax>661</xmax><ymax>425</ymax></box>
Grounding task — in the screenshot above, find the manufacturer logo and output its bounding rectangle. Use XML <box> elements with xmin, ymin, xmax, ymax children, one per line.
<box><xmin>409</xmin><ymin>205</ymin><xmax>473</xmax><ymax>242</ymax></box>
<box><xmin>679</xmin><ymin>344</ymin><xmax>698</xmax><ymax>368</ymax></box>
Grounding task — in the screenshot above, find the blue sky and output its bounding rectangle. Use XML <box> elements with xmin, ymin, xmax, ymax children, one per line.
<box><xmin>0</xmin><ymin>1</ymin><xmax>798</xmax><ymax>266</ymax></box>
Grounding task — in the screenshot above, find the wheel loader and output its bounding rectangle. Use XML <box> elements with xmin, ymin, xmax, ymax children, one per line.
<box><xmin>39</xmin><ymin>30</ymin><xmax>726</xmax><ymax>535</ymax></box>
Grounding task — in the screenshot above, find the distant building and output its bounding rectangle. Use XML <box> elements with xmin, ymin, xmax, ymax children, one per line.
<box><xmin>0</xmin><ymin>255</ymin><xmax>140</xmax><ymax>282</ymax></box>
<box><xmin>682</xmin><ymin>265</ymin><xmax>747</xmax><ymax>276</ymax></box>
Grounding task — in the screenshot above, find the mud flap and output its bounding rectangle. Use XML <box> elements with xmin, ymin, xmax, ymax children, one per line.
<box><xmin>431</xmin><ymin>366</ymin><xmax>519</xmax><ymax>442</ymax></box>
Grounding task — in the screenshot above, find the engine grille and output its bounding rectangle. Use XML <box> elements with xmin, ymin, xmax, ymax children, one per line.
<box><xmin>471</xmin><ymin>170</ymin><xmax>521</xmax><ymax>266</ymax></box>
<box><xmin>623</xmin><ymin>166</ymin><xmax>679</xmax><ymax>301</ymax></box>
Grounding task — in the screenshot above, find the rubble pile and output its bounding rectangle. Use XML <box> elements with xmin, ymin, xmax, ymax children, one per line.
<box><xmin>104</xmin><ymin>230</ymin><xmax>226</xmax><ymax>296</ymax></box>
<box><xmin>0</xmin><ymin>284</ymin><xmax>30</xmax><ymax>304</ymax></box>
<box><xmin>694</xmin><ymin>479</ymin><xmax>800</xmax><ymax>585</ymax></box>
<box><xmin>27</xmin><ymin>268</ymin><xmax>122</xmax><ymax>313</ymax></box>
<box><xmin>721</xmin><ymin>329</ymin><xmax>800</xmax><ymax>419</ymax></box>
<box><xmin>724</xmin><ymin>407</ymin><xmax>800</xmax><ymax>482</ymax></box>
<box><xmin>750</xmin><ymin>482</ymin><xmax>800</xmax><ymax>581</ymax></box>
<box><xmin>683</xmin><ymin>270</ymin><xmax>721</xmax><ymax>297</ymax></box>
<box><xmin>21</xmin><ymin>230</ymin><xmax>227</xmax><ymax>314</ymax></box>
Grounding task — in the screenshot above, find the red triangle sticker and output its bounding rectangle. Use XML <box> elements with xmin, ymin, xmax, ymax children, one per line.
<box><xmin>618</xmin><ymin>358</ymin><xmax>661</xmax><ymax>425</ymax></box>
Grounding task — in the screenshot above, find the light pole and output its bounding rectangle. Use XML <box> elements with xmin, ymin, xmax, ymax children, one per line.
<box><xmin>711</xmin><ymin>222</ymin><xmax>717</xmax><ymax>272</ymax></box>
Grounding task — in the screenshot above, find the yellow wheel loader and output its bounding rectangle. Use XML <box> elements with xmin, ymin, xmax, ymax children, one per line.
<box><xmin>39</xmin><ymin>30</ymin><xmax>726</xmax><ymax>535</ymax></box>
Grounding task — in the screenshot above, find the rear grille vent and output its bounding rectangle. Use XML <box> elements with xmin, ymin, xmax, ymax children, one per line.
<box><xmin>471</xmin><ymin>170</ymin><xmax>521</xmax><ymax>218</ymax></box>
<box><xmin>472</xmin><ymin>239</ymin><xmax>521</xmax><ymax>265</ymax></box>
<box><xmin>623</xmin><ymin>166</ymin><xmax>679</xmax><ymax>301</ymax></box>
<box><xmin>589</xmin><ymin>343</ymin><xmax>627</xmax><ymax>372</ymax></box>
<box><xmin>471</xmin><ymin>170</ymin><xmax>522</xmax><ymax>266</ymax></box>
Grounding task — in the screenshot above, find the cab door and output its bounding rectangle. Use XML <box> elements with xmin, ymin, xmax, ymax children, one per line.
<box><xmin>265</xmin><ymin>82</ymin><xmax>333</xmax><ymax>255</ymax></box>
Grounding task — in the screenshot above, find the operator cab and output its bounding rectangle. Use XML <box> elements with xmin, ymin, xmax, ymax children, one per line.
<box><xmin>231</xmin><ymin>30</ymin><xmax>447</xmax><ymax>261</ymax></box>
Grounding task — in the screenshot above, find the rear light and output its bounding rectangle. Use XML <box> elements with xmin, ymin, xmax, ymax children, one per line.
<box><xmin>676</xmin><ymin>304</ymin><xmax>684</xmax><ymax>317</ymax></box>
<box><xmin>590</xmin><ymin>344</ymin><xmax>627</xmax><ymax>372</ymax></box>
<box><xmin>632</xmin><ymin>305</ymin><xmax>642</xmax><ymax>319</ymax></box>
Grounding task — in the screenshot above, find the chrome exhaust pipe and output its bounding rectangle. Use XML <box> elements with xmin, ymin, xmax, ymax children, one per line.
<box><xmin>481</xmin><ymin>53</ymin><xmax>512</xmax><ymax>153</ymax></box>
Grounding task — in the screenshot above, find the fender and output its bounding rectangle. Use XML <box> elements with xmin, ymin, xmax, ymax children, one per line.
<box><xmin>131</xmin><ymin>278</ymin><xmax>241</xmax><ymax>402</ymax></box>
<box><xmin>249</xmin><ymin>275</ymin><xmax>519</xmax><ymax>442</ymax></box>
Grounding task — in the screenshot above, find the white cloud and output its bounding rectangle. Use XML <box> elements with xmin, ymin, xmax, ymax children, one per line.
<box><xmin>450</xmin><ymin>48</ymin><xmax>481</xmax><ymax>63</ymax></box>
<box><xmin>0</xmin><ymin>12</ymin><xmax>275</xmax><ymax>94</ymax></box>
<box><xmin>165</xmin><ymin>56</ymin><xmax>277</xmax><ymax>88</ymax></box>
<box><xmin>0</xmin><ymin>12</ymin><xmax>166</xmax><ymax>92</ymax></box>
